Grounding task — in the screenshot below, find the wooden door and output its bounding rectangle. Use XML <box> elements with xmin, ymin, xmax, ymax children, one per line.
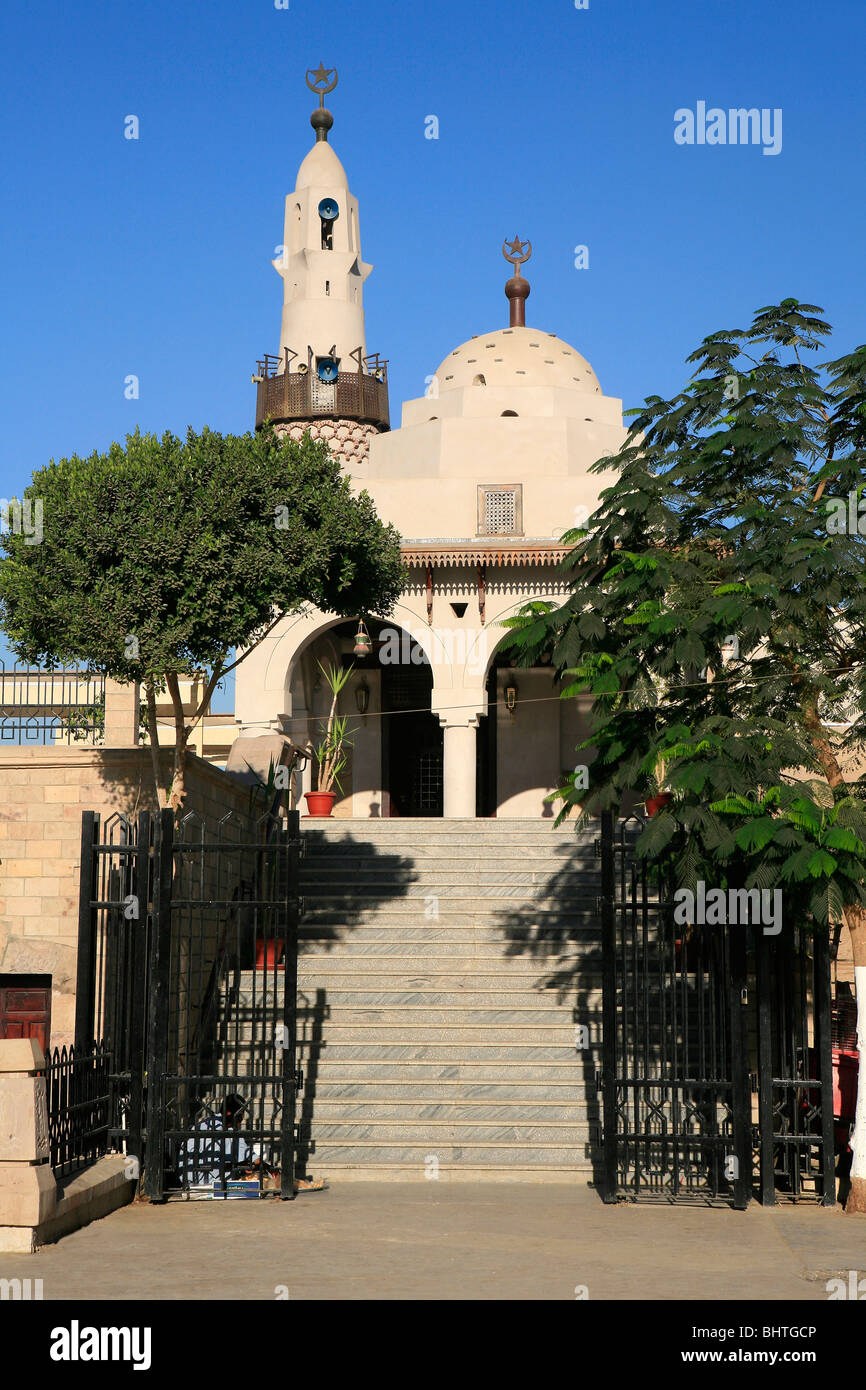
<box><xmin>0</xmin><ymin>984</ymin><xmax>52</xmax><ymax>1054</ymax></box>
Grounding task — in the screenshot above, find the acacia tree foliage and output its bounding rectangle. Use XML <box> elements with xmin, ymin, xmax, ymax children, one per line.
<box><xmin>0</xmin><ymin>425</ymin><xmax>405</xmax><ymax>808</ymax></box>
<box><xmin>504</xmin><ymin>300</ymin><xmax>866</xmax><ymax>1209</ymax></box>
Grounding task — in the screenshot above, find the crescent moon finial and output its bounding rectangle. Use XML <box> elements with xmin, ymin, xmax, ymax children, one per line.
<box><xmin>305</xmin><ymin>63</ymin><xmax>338</xmax><ymax>105</ymax></box>
<box><xmin>503</xmin><ymin>236</ymin><xmax>532</xmax><ymax>327</ymax></box>
<box><xmin>502</xmin><ymin>235</ymin><xmax>532</xmax><ymax>272</ymax></box>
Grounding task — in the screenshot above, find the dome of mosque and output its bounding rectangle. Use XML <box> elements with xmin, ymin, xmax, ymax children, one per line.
<box><xmin>433</xmin><ymin>326</ymin><xmax>601</xmax><ymax>394</ymax></box>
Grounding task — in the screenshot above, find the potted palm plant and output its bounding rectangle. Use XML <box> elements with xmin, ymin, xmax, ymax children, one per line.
<box><xmin>304</xmin><ymin>662</ymin><xmax>355</xmax><ymax>817</ymax></box>
<box><xmin>644</xmin><ymin>756</ymin><xmax>671</xmax><ymax>818</ymax></box>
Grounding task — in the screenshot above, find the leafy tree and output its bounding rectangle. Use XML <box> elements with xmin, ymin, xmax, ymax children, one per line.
<box><xmin>504</xmin><ymin>299</ymin><xmax>866</xmax><ymax>1210</ymax></box>
<box><xmin>0</xmin><ymin>426</ymin><xmax>405</xmax><ymax>809</ymax></box>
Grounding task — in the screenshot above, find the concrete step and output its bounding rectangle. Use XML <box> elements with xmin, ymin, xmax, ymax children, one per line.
<box><xmin>299</xmin><ymin>1120</ymin><xmax>588</xmax><ymax>1142</ymax></box>
<box><xmin>300</xmin><ymin>893</ymin><xmax>598</xmax><ymax>910</ymax></box>
<box><xmin>298</xmin><ymin>1099</ymin><xmax>595</xmax><ymax>1121</ymax></box>
<box><xmin>293</xmin><ymin>974</ymin><xmax>599</xmax><ymax>992</ymax></box>
<box><xmin>294</xmin><ymin>1045</ymin><xmax>586</xmax><ymax>1061</ymax></box>
<box><xmin>299</xmin><ymin>849</ymin><xmax>598</xmax><ymax>866</ymax></box>
<box><xmin>302</xmin><ymin>843</ymin><xmax>594</xmax><ymax>859</ymax></box>
<box><xmin>311</xmin><ymin>1004</ymin><xmax>584</xmax><ymax>1025</ymax></box>
<box><xmin>299</xmin><ymin>879</ymin><xmax>598</xmax><ymax>897</ymax></box>
<box><xmin>225</xmin><ymin>1017</ymin><xmax>575</xmax><ymax>1039</ymax></box>
<box><xmin>299</xmin><ymin>926</ymin><xmax>597</xmax><ymax>943</ymax></box>
<box><xmin>296</xmin><ymin>965</ymin><xmax>598</xmax><ymax>981</ymax></box>
<box><xmin>298</xmin><ymin>1143</ymin><xmax>593</xmax><ymax>1168</ymax></box>
<box><xmin>295</xmin><ymin>954</ymin><xmax>597</xmax><ymax>971</ymax></box>
<box><xmin>297</xmin><ymin>856</ymin><xmax>594</xmax><ymax>867</ymax></box>
<box><xmin>285</xmin><ymin>1164</ymin><xmax>595</xmax><ymax>1182</ymax></box>
<box><xmin>300</xmin><ymin>1081</ymin><xmax>591</xmax><ymax>1101</ymax></box>
<box><xmin>228</xmin><ymin>988</ymin><xmax>592</xmax><ymax>1010</ymax></box>
<box><xmin>299</xmin><ymin>832</ymin><xmax>598</xmax><ymax>846</ymax></box>
<box><xmin>303</xmin><ymin>818</ymin><xmax>591</xmax><ymax>830</ymax></box>
<box><xmin>299</xmin><ymin>910</ymin><xmax>599</xmax><ymax>929</ymax></box>
<box><xmin>289</xmin><ymin>1042</ymin><xmax>583</xmax><ymax>1061</ymax></box>
<box><xmin>229</xmin><ymin>967</ymin><xmax>598</xmax><ymax>990</ymax></box>
<box><xmin>296</xmin><ymin>1061</ymin><xmax>592</xmax><ymax>1081</ymax></box>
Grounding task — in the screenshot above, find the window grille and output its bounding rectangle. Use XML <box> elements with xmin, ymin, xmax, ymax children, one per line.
<box><xmin>478</xmin><ymin>484</ymin><xmax>523</xmax><ymax>536</ymax></box>
<box><xmin>413</xmin><ymin>752</ymin><xmax>443</xmax><ymax>810</ymax></box>
<box><xmin>311</xmin><ymin>377</ymin><xmax>336</xmax><ymax>411</ymax></box>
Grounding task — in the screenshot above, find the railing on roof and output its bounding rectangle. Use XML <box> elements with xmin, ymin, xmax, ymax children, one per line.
<box><xmin>0</xmin><ymin>660</ymin><xmax>105</xmax><ymax>746</ymax></box>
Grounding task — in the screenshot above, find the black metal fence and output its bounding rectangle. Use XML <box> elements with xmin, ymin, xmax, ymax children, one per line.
<box><xmin>599</xmin><ymin>811</ymin><xmax>835</xmax><ymax>1207</ymax></box>
<box><xmin>755</xmin><ymin>924</ymin><xmax>835</xmax><ymax>1203</ymax></box>
<box><xmin>75</xmin><ymin>806</ymin><xmax>301</xmax><ymax>1201</ymax></box>
<box><xmin>0</xmin><ymin>660</ymin><xmax>105</xmax><ymax>745</ymax></box>
<box><xmin>44</xmin><ymin>1042</ymin><xmax>113</xmax><ymax>1179</ymax></box>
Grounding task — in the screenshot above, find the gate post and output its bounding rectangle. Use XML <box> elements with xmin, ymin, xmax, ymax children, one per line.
<box><xmin>728</xmin><ymin>924</ymin><xmax>752</xmax><ymax>1209</ymax></box>
<box><xmin>813</xmin><ymin>926</ymin><xmax>836</xmax><ymax>1207</ymax></box>
<box><xmin>74</xmin><ymin>811</ymin><xmax>99</xmax><ymax>1050</ymax></box>
<box><xmin>124</xmin><ymin>811</ymin><xmax>151</xmax><ymax>1185</ymax></box>
<box><xmin>756</xmin><ymin>933</ymin><xmax>777</xmax><ymax>1205</ymax></box>
<box><xmin>279</xmin><ymin>809</ymin><xmax>301</xmax><ymax>1200</ymax></box>
<box><xmin>600</xmin><ymin>810</ymin><xmax>619</xmax><ymax>1202</ymax></box>
<box><xmin>143</xmin><ymin>809</ymin><xmax>174</xmax><ymax>1202</ymax></box>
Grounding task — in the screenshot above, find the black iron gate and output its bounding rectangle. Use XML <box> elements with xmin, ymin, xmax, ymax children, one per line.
<box><xmin>599</xmin><ymin>812</ymin><xmax>835</xmax><ymax>1206</ymax></box>
<box><xmin>75</xmin><ymin>806</ymin><xmax>302</xmax><ymax>1201</ymax></box>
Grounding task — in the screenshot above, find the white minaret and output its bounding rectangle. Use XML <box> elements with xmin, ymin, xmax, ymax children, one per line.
<box><xmin>254</xmin><ymin>66</ymin><xmax>389</xmax><ymax>463</ymax></box>
<box><xmin>275</xmin><ymin>65</ymin><xmax>372</xmax><ymax>374</ymax></box>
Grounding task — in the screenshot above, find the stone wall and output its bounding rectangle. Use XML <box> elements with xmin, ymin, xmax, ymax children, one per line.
<box><xmin>0</xmin><ymin>747</ymin><xmax>257</xmax><ymax>1049</ymax></box>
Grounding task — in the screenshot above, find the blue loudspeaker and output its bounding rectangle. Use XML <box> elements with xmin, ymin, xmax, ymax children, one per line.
<box><xmin>318</xmin><ymin>198</ymin><xmax>340</xmax><ymax>221</ymax></box>
<box><xmin>316</xmin><ymin>357</ymin><xmax>339</xmax><ymax>383</ymax></box>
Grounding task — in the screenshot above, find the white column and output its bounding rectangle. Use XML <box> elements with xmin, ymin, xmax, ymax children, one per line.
<box><xmin>441</xmin><ymin>719</ymin><xmax>478</xmax><ymax>819</ymax></box>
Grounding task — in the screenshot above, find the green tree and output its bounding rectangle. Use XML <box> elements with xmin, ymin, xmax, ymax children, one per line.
<box><xmin>0</xmin><ymin>426</ymin><xmax>404</xmax><ymax>809</ymax></box>
<box><xmin>504</xmin><ymin>299</ymin><xmax>866</xmax><ymax>1211</ymax></box>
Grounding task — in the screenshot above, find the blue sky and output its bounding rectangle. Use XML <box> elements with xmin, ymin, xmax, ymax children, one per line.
<box><xmin>0</xmin><ymin>0</ymin><xmax>863</xmax><ymax>696</ymax></box>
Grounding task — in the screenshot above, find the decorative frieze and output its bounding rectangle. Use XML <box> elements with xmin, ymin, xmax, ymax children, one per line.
<box><xmin>274</xmin><ymin>418</ymin><xmax>379</xmax><ymax>467</ymax></box>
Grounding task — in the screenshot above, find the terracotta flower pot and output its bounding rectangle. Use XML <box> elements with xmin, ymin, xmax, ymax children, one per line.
<box><xmin>645</xmin><ymin>792</ymin><xmax>672</xmax><ymax>818</ymax></box>
<box><xmin>255</xmin><ymin>938</ymin><xmax>285</xmax><ymax>969</ymax></box>
<box><xmin>304</xmin><ymin>790</ymin><xmax>337</xmax><ymax>818</ymax></box>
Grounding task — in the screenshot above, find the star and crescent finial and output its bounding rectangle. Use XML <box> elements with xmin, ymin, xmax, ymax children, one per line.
<box><xmin>503</xmin><ymin>235</ymin><xmax>532</xmax><ymax>273</ymax></box>
<box><xmin>306</xmin><ymin>63</ymin><xmax>338</xmax><ymax>106</ymax></box>
<box><xmin>503</xmin><ymin>236</ymin><xmax>532</xmax><ymax>326</ymax></box>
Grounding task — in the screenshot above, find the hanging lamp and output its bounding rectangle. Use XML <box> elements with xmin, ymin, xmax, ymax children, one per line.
<box><xmin>352</xmin><ymin>618</ymin><xmax>372</xmax><ymax>658</ymax></box>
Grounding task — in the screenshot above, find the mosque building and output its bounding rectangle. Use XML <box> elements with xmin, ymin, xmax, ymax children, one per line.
<box><xmin>235</xmin><ymin>67</ymin><xmax>629</xmax><ymax>818</ymax></box>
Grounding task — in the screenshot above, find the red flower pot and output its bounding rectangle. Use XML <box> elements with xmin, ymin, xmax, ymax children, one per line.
<box><xmin>645</xmin><ymin>792</ymin><xmax>672</xmax><ymax>818</ymax></box>
<box><xmin>255</xmin><ymin>938</ymin><xmax>284</xmax><ymax>968</ymax></box>
<box><xmin>304</xmin><ymin>790</ymin><xmax>337</xmax><ymax>818</ymax></box>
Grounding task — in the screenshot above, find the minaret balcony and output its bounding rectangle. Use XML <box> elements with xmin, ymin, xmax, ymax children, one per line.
<box><xmin>253</xmin><ymin>352</ymin><xmax>390</xmax><ymax>431</ymax></box>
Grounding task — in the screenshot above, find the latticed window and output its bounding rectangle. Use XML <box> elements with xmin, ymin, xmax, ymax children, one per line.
<box><xmin>413</xmin><ymin>752</ymin><xmax>443</xmax><ymax>811</ymax></box>
<box><xmin>311</xmin><ymin>377</ymin><xmax>336</xmax><ymax>411</ymax></box>
<box><xmin>478</xmin><ymin>484</ymin><xmax>523</xmax><ymax>536</ymax></box>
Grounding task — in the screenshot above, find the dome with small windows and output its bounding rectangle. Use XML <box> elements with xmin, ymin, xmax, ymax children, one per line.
<box><xmin>432</xmin><ymin>327</ymin><xmax>601</xmax><ymax>395</ymax></box>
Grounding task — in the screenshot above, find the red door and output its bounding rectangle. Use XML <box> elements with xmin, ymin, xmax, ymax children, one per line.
<box><xmin>0</xmin><ymin>986</ymin><xmax>52</xmax><ymax>1054</ymax></box>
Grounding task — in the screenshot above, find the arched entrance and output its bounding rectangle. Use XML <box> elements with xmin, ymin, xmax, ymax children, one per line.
<box><xmin>476</xmin><ymin>638</ymin><xmax>571</xmax><ymax>819</ymax></box>
<box><xmin>289</xmin><ymin>618</ymin><xmax>443</xmax><ymax>818</ymax></box>
<box><xmin>380</xmin><ymin>656</ymin><xmax>442</xmax><ymax>817</ymax></box>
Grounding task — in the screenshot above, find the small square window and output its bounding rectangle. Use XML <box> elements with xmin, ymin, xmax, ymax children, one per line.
<box><xmin>478</xmin><ymin>484</ymin><xmax>523</xmax><ymax>536</ymax></box>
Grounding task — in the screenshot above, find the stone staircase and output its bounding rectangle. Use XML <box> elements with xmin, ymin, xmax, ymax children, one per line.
<box><xmin>293</xmin><ymin>818</ymin><xmax>603</xmax><ymax>1182</ymax></box>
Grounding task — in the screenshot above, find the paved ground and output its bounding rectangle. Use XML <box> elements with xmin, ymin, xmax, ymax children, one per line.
<box><xmin>3</xmin><ymin>1183</ymin><xmax>866</xmax><ymax>1301</ymax></box>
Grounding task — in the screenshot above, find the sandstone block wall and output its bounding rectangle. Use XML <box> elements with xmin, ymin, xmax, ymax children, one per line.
<box><xmin>0</xmin><ymin>748</ymin><xmax>257</xmax><ymax>1049</ymax></box>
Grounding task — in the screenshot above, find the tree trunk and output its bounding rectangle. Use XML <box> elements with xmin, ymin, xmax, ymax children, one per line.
<box><xmin>144</xmin><ymin>677</ymin><xmax>163</xmax><ymax>809</ymax></box>
<box><xmin>165</xmin><ymin>672</ymin><xmax>189</xmax><ymax>813</ymax></box>
<box><xmin>170</xmin><ymin>738</ymin><xmax>188</xmax><ymax>813</ymax></box>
